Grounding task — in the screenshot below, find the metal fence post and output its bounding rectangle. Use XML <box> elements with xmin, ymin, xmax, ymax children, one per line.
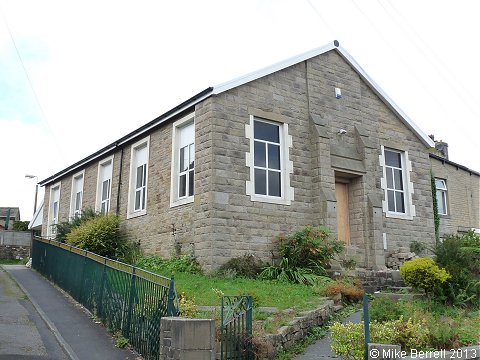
<box><xmin>363</xmin><ymin>293</ymin><xmax>370</xmax><ymax>360</ymax></box>
<box><xmin>97</xmin><ymin>258</ymin><xmax>107</xmax><ymax>319</ymax></box>
<box><xmin>124</xmin><ymin>267</ymin><xmax>137</xmax><ymax>339</ymax></box>
<box><xmin>167</xmin><ymin>276</ymin><xmax>176</xmax><ymax>316</ymax></box>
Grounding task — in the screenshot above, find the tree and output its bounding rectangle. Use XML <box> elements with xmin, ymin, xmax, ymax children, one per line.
<box><xmin>12</xmin><ymin>221</ymin><xmax>29</xmax><ymax>231</ymax></box>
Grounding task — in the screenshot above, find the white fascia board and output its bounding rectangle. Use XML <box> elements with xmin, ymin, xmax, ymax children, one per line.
<box><xmin>335</xmin><ymin>45</ymin><xmax>435</xmax><ymax>149</ymax></box>
<box><xmin>28</xmin><ymin>200</ymin><xmax>44</xmax><ymax>229</ymax></box>
<box><xmin>212</xmin><ymin>42</ymin><xmax>338</xmax><ymax>95</ymax></box>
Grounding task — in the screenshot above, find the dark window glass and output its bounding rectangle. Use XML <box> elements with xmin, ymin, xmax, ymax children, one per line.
<box><xmin>387</xmin><ymin>190</ymin><xmax>395</xmax><ymax>212</ymax></box>
<box><xmin>254</xmin><ymin>141</ymin><xmax>266</xmax><ymax>167</ymax></box>
<box><xmin>395</xmin><ymin>192</ymin><xmax>405</xmax><ymax>213</ymax></box>
<box><xmin>268</xmin><ymin>144</ymin><xmax>280</xmax><ymax>170</ymax></box>
<box><xmin>179</xmin><ymin>174</ymin><xmax>186</xmax><ymax>198</ymax></box>
<box><xmin>180</xmin><ymin>146</ymin><xmax>188</xmax><ymax>172</ymax></box>
<box><xmin>254</xmin><ymin>120</ymin><xmax>279</xmax><ymax>143</ymax></box>
<box><xmin>385</xmin><ymin>150</ymin><xmax>401</xmax><ymax>168</ymax></box>
<box><xmin>102</xmin><ymin>180</ymin><xmax>110</xmax><ymax>201</ymax></box>
<box><xmin>136</xmin><ymin>165</ymin><xmax>145</xmax><ymax>188</ymax></box>
<box><xmin>394</xmin><ymin>169</ymin><xmax>403</xmax><ymax>190</ymax></box>
<box><xmin>254</xmin><ymin>169</ymin><xmax>266</xmax><ymax>195</ymax></box>
<box><xmin>188</xmin><ymin>170</ymin><xmax>194</xmax><ymax>196</ymax></box>
<box><xmin>268</xmin><ymin>171</ymin><xmax>281</xmax><ymax>197</ymax></box>
<box><xmin>75</xmin><ymin>192</ymin><xmax>81</xmax><ymax>211</ymax></box>
<box><xmin>135</xmin><ymin>190</ymin><xmax>141</xmax><ymax>210</ymax></box>
<box><xmin>386</xmin><ymin>168</ymin><xmax>394</xmax><ymax>189</ymax></box>
<box><xmin>189</xmin><ymin>144</ymin><xmax>195</xmax><ymax>170</ymax></box>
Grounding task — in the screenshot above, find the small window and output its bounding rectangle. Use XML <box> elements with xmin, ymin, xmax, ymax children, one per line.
<box><xmin>170</xmin><ymin>114</ymin><xmax>195</xmax><ymax>207</ymax></box>
<box><xmin>435</xmin><ymin>178</ymin><xmax>448</xmax><ymax>215</ymax></box>
<box><xmin>70</xmin><ymin>171</ymin><xmax>84</xmax><ymax>218</ymax></box>
<box><xmin>96</xmin><ymin>157</ymin><xmax>113</xmax><ymax>214</ymax></box>
<box><xmin>127</xmin><ymin>137</ymin><xmax>150</xmax><ymax>217</ymax></box>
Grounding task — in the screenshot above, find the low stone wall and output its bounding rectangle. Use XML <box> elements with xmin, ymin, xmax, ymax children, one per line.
<box><xmin>0</xmin><ymin>245</ymin><xmax>30</xmax><ymax>260</ymax></box>
<box><xmin>255</xmin><ymin>300</ymin><xmax>335</xmax><ymax>359</ymax></box>
<box><xmin>355</xmin><ymin>269</ymin><xmax>405</xmax><ymax>292</ymax></box>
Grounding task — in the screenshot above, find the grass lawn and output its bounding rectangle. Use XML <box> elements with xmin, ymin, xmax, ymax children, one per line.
<box><xmin>172</xmin><ymin>272</ymin><xmax>325</xmax><ymax>311</ymax></box>
<box><xmin>0</xmin><ymin>258</ymin><xmax>28</xmax><ymax>265</ymax></box>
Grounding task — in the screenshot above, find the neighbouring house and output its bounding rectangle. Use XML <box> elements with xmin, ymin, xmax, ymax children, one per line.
<box><xmin>38</xmin><ymin>41</ymin><xmax>477</xmax><ymax>271</ymax></box>
<box><xmin>429</xmin><ymin>138</ymin><xmax>480</xmax><ymax>235</ymax></box>
<box><xmin>0</xmin><ymin>207</ymin><xmax>20</xmax><ymax>230</ymax></box>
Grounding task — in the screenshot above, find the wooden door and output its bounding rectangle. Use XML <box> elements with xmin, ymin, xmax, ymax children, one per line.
<box><xmin>335</xmin><ymin>182</ymin><xmax>351</xmax><ymax>245</ymax></box>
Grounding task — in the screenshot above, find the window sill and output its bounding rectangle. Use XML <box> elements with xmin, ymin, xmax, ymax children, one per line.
<box><xmin>249</xmin><ymin>194</ymin><xmax>291</xmax><ymax>205</ymax></box>
<box><xmin>385</xmin><ymin>212</ymin><xmax>413</xmax><ymax>220</ymax></box>
<box><xmin>127</xmin><ymin>209</ymin><xmax>147</xmax><ymax>219</ymax></box>
<box><xmin>170</xmin><ymin>196</ymin><xmax>194</xmax><ymax>208</ymax></box>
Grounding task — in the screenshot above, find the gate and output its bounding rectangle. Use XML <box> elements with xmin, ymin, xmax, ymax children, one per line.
<box><xmin>221</xmin><ymin>295</ymin><xmax>253</xmax><ymax>360</ymax></box>
<box><xmin>32</xmin><ymin>237</ymin><xmax>179</xmax><ymax>360</ymax></box>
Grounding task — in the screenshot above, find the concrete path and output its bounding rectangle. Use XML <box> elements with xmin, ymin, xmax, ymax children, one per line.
<box><xmin>1</xmin><ymin>265</ymin><xmax>141</xmax><ymax>360</ymax></box>
<box><xmin>293</xmin><ymin>310</ymin><xmax>363</xmax><ymax>360</ymax></box>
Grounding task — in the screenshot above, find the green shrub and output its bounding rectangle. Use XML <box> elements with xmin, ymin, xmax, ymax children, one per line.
<box><xmin>53</xmin><ymin>208</ymin><xmax>98</xmax><ymax>242</ymax></box>
<box><xmin>369</xmin><ymin>297</ymin><xmax>407</xmax><ymax>322</ymax></box>
<box><xmin>218</xmin><ymin>254</ymin><xmax>264</xmax><ymax>278</ymax></box>
<box><xmin>136</xmin><ymin>254</ymin><xmax>203</xmax><ymax>275</ymax></box>
<box><xmin>179</xmin><ymin>292</ymin><xmax>198</xmax><ymax>318</ymax></box>
<box><xmin>260</xmin><ymin>226</ymin><xmax>344</xmax><ymax>285</ymax></box>
<box><xmin>400</xmin><ymin>257</ymin><xmax>450</xmax><ymax>294</ymax></box>
<box><xmin>66</xmin><ymin>213</ymin><xmax>134</xmax><ymax>261</ymax></box>
<box><xmin>331</xmin><ymin>318</ymin><xmax>430</xmax><ymax>360</ymax></box>
<box><xmin>433</xmin><ymin>232</ymin><xmax>480</xmax><ymax>305</ymax></box>
<box><xmin>276</xmin><ymin>226</ymin><xmax>345</xmax><ymax>272</ymax></box>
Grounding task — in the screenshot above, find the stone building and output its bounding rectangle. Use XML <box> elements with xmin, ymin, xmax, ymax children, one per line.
<box><xmin>430</xmin><ymin>153</ymin><xmax>480</xmax><ymax>236</ymax></box>
<box><xmin>39</xmin><ymin>41</ymin><xmax>442</xmax><ymax>271</ymax></box>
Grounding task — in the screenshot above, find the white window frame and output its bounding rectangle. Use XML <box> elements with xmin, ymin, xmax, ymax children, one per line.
<box><xmin>245</xmin><ymin>115</ymin><xmax>294</xmax><ymax>205</ymax></box>
<box><xmin>127</xmin><ymin>136</ymin><xmax>150</xmax><ymax>218</ymax></box>
<box><xmin>380</xmin><ymin>146</ymin><xmax>415</xmax><ymax>220</ymax></box>
<box><xmin>95</xmin><ymin>155</ymin><xmax>114</xmax><ymax>214</ymax></box>
<box><xmin>47</xmin><ymin>182</ymin><xmax>61</xmax><ymax>237</ymax></box>
<box><xmin>170</xmin><ymin>113</ymin><xmax>195</xmax><ymax>208</ymax></box>
<box><xmin>69</xmin><ymin>171</ymin><xmax>84</xmax><ymax>219</ymax></box>
<box><xmin>435</xmin><ymin>178</ymin><xmax>448</xmax><ymax>215</ymax></box>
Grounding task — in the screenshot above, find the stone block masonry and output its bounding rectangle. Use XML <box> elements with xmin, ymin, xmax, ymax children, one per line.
<box><xmin>160</xmin><ymin>317</ymin><xmax>216</xmax><ymax>360</ymax></box>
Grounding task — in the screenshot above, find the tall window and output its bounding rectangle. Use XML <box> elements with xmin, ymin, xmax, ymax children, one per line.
<box><xmin>48</xmin><ymin>183</ymin><xmax>61</xmax><ymax>237</ymax></box>
<box><xmin>245</xmin><ymin>115</ymin><xmax>294</xmax><ymax>205</ymax></box>
<box><xmin>128</xmin><ymin>137</ymin><xmax>149</xmax><ymax>217</ymax></box>
<box><xmin>384</xmin><ymin>149</ymin><xmax>405</xmax><ymax>213</ymax></box>
<box><xmin>435</xmin><ymin>178</ymin><xmax>448</xmax><ymax>215</ymax></box>
<box><xmin>96</xmin><ymin>157</ymin><xmax>113</xmax><ymax>214</ymax></box>
<box><xmin>253</xmin><ymin>119</ymin><xmax>281</xmax><ymax>197</ymax></box>
<box><xmin>70</xmin><ymin>172</ymin><xmax>84</xmax><ymax>218</ymax></box>
<box><xmin>381</xmin><ymin>146</ymin><xmax>415</xmax><ymax>219</ymax></box>
<box><xmin>178</xmin><ymin>123</ymin><xmax>195</xmax><ymax>199</ymax></box>
<box><xmin>170</xmin><ymin>114</ymin><xmax>195</xmax><ymax>207</ymax></box>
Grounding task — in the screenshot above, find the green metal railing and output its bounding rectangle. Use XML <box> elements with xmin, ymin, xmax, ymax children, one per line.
<box><xmin>32</xmin><ymin>237</ymin><xmax>179</xmax><ymax>360</ymax></box>
<box><xmin>221</xmin><ymin>295</ymin><xmax>253</xmax><ymax>360</ymax></box>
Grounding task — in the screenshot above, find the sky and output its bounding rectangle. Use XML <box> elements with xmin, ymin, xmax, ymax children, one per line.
<box><xmin>1</xmin><ymin>0</ymin><xmax>479</xmax><ymax>221</ymax></box>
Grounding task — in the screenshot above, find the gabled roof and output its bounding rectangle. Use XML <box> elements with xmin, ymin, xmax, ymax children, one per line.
<box><xmin>40</xmin><ymin>40</ymin><xmax>434</xmax><ymax>186</ymax></box>
<box><xmin>430</xmin><ymin>154</ymin><xmax>480</xmax><ymax>176</ymax></box>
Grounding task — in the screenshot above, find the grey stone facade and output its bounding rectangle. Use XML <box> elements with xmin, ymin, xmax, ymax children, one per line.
<box><xmin>430</xmin><ymin>154</ymin><xmax>480</xmax><ymax>236</ymax></box>
<box><xmin>40</xmin><ymin>44</ymin><xmax>443</xmax><ymax>271</ymax></box>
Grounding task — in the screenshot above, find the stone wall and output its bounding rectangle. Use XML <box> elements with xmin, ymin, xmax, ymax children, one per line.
<box><xmin>256</xmin><ymin>300</ymin><xmax>335</xmax><ymax>359</ymax></box>
<box><xmin>355</xmin><ymin>268</ymin><xmax>405</xmax><ymax>292</ymax></box>
<box><xmin>0</xmin><ymin>245</ymin><xmax>29</xmax><ymax>260</ymax></box>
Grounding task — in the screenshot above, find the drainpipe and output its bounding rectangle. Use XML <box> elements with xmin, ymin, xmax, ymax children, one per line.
<box><xmin>116</xmin><ymin>147</ymin><xmax>124</xmax><ymax>215</ymax></box>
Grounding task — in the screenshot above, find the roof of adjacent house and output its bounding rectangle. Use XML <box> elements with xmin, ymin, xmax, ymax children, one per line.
<box><xmin>39</xmin><ymin>40</ymin><xmax>435</xmax><ymax>186</ymax></box>
<box><xmin>0</xmin><ymin>207</ymin><xmax>20</xmax><ymax>219</ymax></box>
<box><xmin>430</xmin><ymin>154</ymin><xmax>480</xmax><ymax>176</ymax></box>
